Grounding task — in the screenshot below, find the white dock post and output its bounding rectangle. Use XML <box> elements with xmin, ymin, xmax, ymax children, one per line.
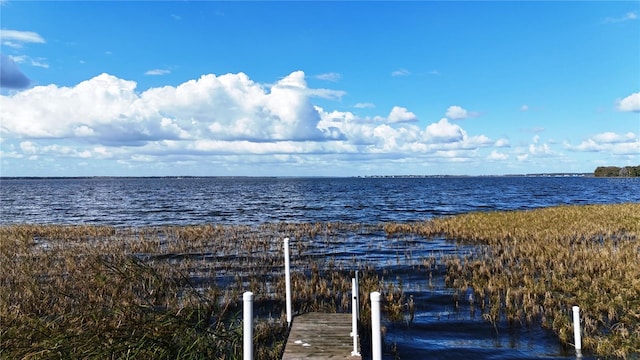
<box><xmin>284</xmin><ymin>238</ymin><xmax>292</xmax><ymax>326</ymax></box>
<box><xmin>355</xmin><ymin>270</ymin><xmax>360</xmax><ymax>320</ymax></box>
<box><xmin>371</xmin><ymin>291</ymin><xmax>382</xmax><ymax>360</ymax></box>
<box><xmin>243</xmin><ymin>291</ymin><xmax>254</xmax><ymax>360</ymax></box>
<box><xmin>351</xmin><ymin>278</ymin><xmax>360</xmax><ymax>356</ymax></box>
<box><xmin>572</xmin><ymin>306</ymin><xmax>582</xmax><ymax>355</ymax></box>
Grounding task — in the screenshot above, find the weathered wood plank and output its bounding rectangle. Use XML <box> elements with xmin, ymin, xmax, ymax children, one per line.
<box><xmin>282</xmin><ymin>312</ymin><xmax>361</xmax><ymax>360</ymax></box>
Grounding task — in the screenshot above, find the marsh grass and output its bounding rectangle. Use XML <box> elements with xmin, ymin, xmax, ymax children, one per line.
<box><xmin>392</xmin><ymin>203</ymin><xmax>639</xmax><ymax>358</ymax></box>
<box><xmin>3</xmin><ymin>203</ymin><xmax>638</xmax><ymax>359</ymax></box>
<box><xmin>1</xmin><ymin>223</ymin><xmax>395</xmax><ymax>359</ymax></box>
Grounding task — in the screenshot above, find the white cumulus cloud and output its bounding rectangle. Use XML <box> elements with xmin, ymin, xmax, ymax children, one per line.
<box><xmin>494</xmin><ymin>138</ymin><xmax>510</xmax><ymax>147</ymax></box>
<box><xmin>567</xmin><ymin>132</ymin><xmax>639</xmax><ymax>155</ymax></box>
<box><xmin>526</xmin><ymin>135</ymin><xmax>555</xmax><ymax>157</ymax></box>
<box><xmin>488</xmin><ymin>150</ymin><xmax>508</xmax><ymax>160</ymax></box>
<box><xmin>2</xmin><ymin>70</ymin><xmax>504</xmax><ymax>175</ymax></box>
<box><xmin>1</xmin><ymin>71</ymin><xmax>342</xmax><ymax>143</ymax></box>
<box><xmin>617</xmin><ymin>92</ymin><xmax>640</xmax><ymax>112</ymax></box>
<box><xmin>592</xmin><ymin>132</ymin><xmax>636</xmax><ymax>143</ymax></box>
<box><xmin>445</xmin><ymin>105</ymin><xmax>469</xmax><ymax>120</ymax></box>
<box><xmin>387</xmin><ymin>106</ymin><xmax>418</xmax><ymax>123</ymax></box>
<box><xmin>20</xmin><ymin>141</ymin><xmax>38</xmax><ymax>154</ymax></box>
<box><xmin>424</xmin><ymin>118</ymin><xmax>466</xmax><ymax>143</ymax></box>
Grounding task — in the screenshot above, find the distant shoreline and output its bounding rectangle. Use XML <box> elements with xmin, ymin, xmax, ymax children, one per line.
<box><xmin>0</xmin><ymin>173</ymin><xmax>596</xmax><ymax>180</ymax></box>
<box><xmin>594</xmin><ymin>165</ymin><xmax>640</xmax><ymax>178</ymax></box>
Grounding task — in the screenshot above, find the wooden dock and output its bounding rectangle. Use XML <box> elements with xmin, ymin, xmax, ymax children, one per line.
<box><xmin>282</xmin><ymin>312</ymin><xmax>361</xmax><ymax>359</ymax></box>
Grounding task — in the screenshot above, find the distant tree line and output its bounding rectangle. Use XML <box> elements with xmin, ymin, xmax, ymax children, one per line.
<box><xmin>594</xmin><ymin>166</ymin><xmax>640</xmax><ymax>177</ymax></box>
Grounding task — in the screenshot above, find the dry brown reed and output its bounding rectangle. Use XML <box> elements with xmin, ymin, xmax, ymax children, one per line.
<box><xmin>6</xmin><ymin>203</ymin><xmax>632</xmax><ymax>358</ymax></box>
<box><xmin>395</xmin><ymin>203</ymin><xmax>639</xmax><ymax>358</ymax></box>
<box><xmin>0</xmin><ymin>222</ymin><xmax>401</xmax><ymax>360</ymax></box>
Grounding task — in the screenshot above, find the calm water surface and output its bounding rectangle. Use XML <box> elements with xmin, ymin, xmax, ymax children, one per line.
<box><xmin>2</xmin><ymin>176</ymin><xmax>639</xmax><ymax>359</ymax></box>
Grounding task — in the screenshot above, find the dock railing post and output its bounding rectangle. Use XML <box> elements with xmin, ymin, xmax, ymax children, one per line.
<box><xmin>355</xmin><ymin>270</ymin><xmax>360</xmax><ymax>320</ymax></box>
<box><xmin>243</xmin><ymin>291</ymin><xmax>254</xmax><ymax>360</ymax></box>
<box><xmin>572</xmin><ymin>305</ymin><xmax>582</xmax><ymax>357</ymax></box>
<box><xmin>371</xmin><ymin>291</ymin><xmax>382</xmax><ymax>360</ymax></box>
<box><xmin>284</xmin><ymin>238</ymin><xmax>292</xmax><ymax>326</ymax></box>
<box><xmin>351</xmin><ymin>278</ymin><xmax>360</xmax><ymax>356</ymax></box>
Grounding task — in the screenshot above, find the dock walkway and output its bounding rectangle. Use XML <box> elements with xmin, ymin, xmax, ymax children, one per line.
<box><xmin>282</xmin><ymin>312</ymin><xmax>361</xmax><ymax>359</ymax></box>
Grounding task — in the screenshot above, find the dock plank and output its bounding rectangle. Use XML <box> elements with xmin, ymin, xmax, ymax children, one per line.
<box><xmin>282</xmin><ymin>312</ymin><xmax>361</xmax><ymax>360</ymax></box>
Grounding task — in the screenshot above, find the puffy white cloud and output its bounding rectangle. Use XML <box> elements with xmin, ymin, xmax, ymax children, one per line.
<box><xmin>315</xmin><ymin>107</ymin><xmax>491</xmax><ymax>155</ymax></box>
<box><xmin>2</xmin><ymin>74</ymin><xmax>144</xmax><ymax>139</ymax></box>
<box><xmin>387</xmin><ymin>106</ymin><xmax>418</xmax><ymax>123</ymax></box>
<box><xmin>488</xmin><ymin>150</ymin><xmax>508</xmax><ymax>160</ymax></box>
<box><xmin>424</xmin><ymin>118</ymin><xmax>465</xmax><ymax>143</ymax></box>
<box><xmin>610</xmin><ymin>141</ymin><xmax>640</xmax><ymax>155</ymax></box>
<box><xmin>592</xmin><ymin>132</ymin><xmax>635</xmax><ymax>143</ymax></box>
<box><xmin>567</xmin><ymin>132</ymin><xmax>639</xmax><ymax>155</ymax></box>
<box><xmin>1</xmin><ymin>71</ymin><xmax>342</xmax><ymax>142</ymax></box>
<box><xmin>529</xmin><ymin>142</ymin><xmax>552</xmax><ymax>156</ymax></box>
<box><xmin>20</xmin><ymin>141</ymin><xmax>37</xmax><ymax>154</ymax></box>
<box><xmin>527</xmin><ymin>135</ymin><xmax>555</xmax><ymax>156</ymax></box>
<box><xmin>2</xmin><ymin>71</ymin><xmax>505</xmax><ymax>175</ymax></box>
<box><xmin>93</xmin><ymin>146</ymin><xmax>112</xmax><ymax>157</ymax></box>
<box><xmin>445</xmin><ymin>105</ymin><xmax>468</xmax><ymax>120</ymax></box>
<box><xmin>264</xmin><ymin>71</ymin><xmax>331</xmax><ymax>140</ymax></box>
<box><xmin>494</xmin><ymin>138</ymin><xmax>510</xmax><ymax>147</ymax></box>
<box><xmin>617</xmin><ymin>92</ymin><xmax>640</xmax><ymax>112</ymax></box>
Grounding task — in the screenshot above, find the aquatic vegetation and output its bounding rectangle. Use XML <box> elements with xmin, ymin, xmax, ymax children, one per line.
<box><xmin>406</xmin><ymin>203</ymin><xmax>640</xmax><ymax>358</ymax></box>
<box><xmin>0</xmin><ymin>223</ymin><xmax>397</xmax><ymax>359</ymax></box>
<box><xmin>2</xmin><ymin>203</ymin><xmax>638</xmax><ymax>359</ymax></box>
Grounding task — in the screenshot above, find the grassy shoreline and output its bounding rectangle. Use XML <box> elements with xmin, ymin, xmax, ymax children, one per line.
<box><xmin>390</xmin><ymin>203</ymin><xmax>640</xmax><ymax>358</ymax></box>
<box><xmin>2</xmin><ymin>203</ymin><xmax>639</xmax><ymax>358</ymax></box>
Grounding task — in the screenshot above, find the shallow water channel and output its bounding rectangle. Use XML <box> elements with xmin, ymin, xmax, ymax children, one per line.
<box><xmin>277</xmin><ymin>230</ymin><xmax>590</xmax><ymax>360</ymax></box>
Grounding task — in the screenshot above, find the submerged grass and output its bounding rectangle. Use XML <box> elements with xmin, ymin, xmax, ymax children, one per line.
<box><xmin>0</xmin><ymin>223</ymin><xmax>393</xmax><ymax>359</ymax></box>
<box><xmin>391</xmin><ymin>203</ymin><xmax>639</xmax><ymax>358</ymax></box>
<box><xmin>2</xmin><ymin>203</ymin><xmax>638</xmax><ymax>359</ymax></box>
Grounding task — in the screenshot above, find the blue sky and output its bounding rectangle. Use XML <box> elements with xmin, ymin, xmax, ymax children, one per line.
<box><xmin>1</xmin><ymin>1</ymin><xmax>638</xmax><ymax>177</ymax></box>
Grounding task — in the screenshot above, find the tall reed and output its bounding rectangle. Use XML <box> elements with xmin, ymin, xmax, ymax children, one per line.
<box><xmin>394</xmin><ymin>203</ymin><xmax>639</xmax><ymax>358</ymax></box>
<box><xmin>1</xmin><ymin>223</ymin><xmax>402</xmax><ymax>359</ymax></box>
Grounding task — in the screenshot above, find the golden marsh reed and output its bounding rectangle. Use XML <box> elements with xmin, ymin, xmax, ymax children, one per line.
<box><xmin>395</xmin><ymin>203</ymin><xmax>639</xmax><ymax>358</ymax></box>
<box><xmin>2</xmin><ymin>203</ymin><xmax>638</xmax><ymax>358</ymax></box>
<box><xmin>1</xmin><ymin>222</ymin><xmax>394</xmax><ymax>359</ymax></box>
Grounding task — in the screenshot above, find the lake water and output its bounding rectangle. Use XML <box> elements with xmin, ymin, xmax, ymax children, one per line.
<box><xmin>1</xmin><ymin>176</ymin><xmax>639</xmax><ymax>359</ymax></box>
<box><xmin>2</xmin><ymin>176</ymin><xmax>639</xmax><ymax>226</ymax></box>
